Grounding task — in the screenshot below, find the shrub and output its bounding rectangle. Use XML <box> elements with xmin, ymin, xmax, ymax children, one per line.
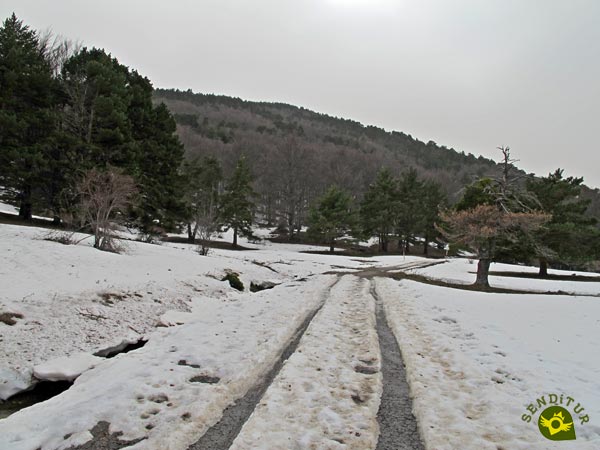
<box><xmin>222</xmin><ymin>271</ymin><xmax>244</xmax><ymax>291</ymax></box>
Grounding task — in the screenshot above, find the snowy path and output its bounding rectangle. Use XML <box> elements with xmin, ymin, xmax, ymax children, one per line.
<box><xmin>0</xmin><ymin>270</ymin><xmax>426</xmax><ymax>450</ymax></box>
<box><xmin>188</xmin><ymin>278</ymin><xmax>340</xmax><ymax>450</ymax></box>
<box><xmin>230</xmin><ymin>276</ymin><xmax>383</xmax><ymax>450</ymax></box>
<box><xmin>371</xmin><ymin>281</ymin><xmax>424</xmax><ymax>450</ymax></box>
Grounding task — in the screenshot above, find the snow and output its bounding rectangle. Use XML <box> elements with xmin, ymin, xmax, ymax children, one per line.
<box><xmin>409</xmin><ymin>258</ymin><xmax>600</xmax><ymax>295</ymax></box>
<box><xmin>33</xmin><ymin>353</ymin><xmax>104</xmax><ymax>382</ymax></box>
<box><xmin>2</xmin><ymin>216</ymin><xmax>600</xmax><ymax>449</ymax></box>
<box><xmin>231</xmin><ymin>276</ymin><xmax>382</xmax><ymax>449</ymax></box>
<box><xmin>0</xmin><ymin>367</ymin><xmax>31</xmax><ymax>401</ymax></box>
<box><xmin>0</xmin><ymin>222</ymin><xmax>354</xmax><ymax>401</ymax></box>
<box><xmin>0</xmin><ymin>276</ymin><xmax>336</xmax><ymax>450</ymax></box>
<box><xmin>376</xmin><ymin>277</ymin><xmax>600</xmax><ymax>450</ymax></box>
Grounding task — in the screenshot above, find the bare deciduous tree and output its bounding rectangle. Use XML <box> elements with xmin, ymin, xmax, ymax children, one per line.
<box><xmin>76</xmin><ymin>167</ymin><xmax>137</xmax><ymax>251</ymax></box>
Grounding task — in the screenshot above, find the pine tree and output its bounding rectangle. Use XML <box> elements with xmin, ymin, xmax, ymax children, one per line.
<box><xmin>420</xmin><ymin>180</ymin><xmax>446</xmax><ymax>255</ymax></box>
<box><xmin>440</xmin><ymin>148</ymin><xmax>550</xmax><ymax>287</ymax></box>
<box><xmin>219</xmin><ymin>156</ymin><xmax>255</xmax><ymax>247</ymax></box>
<box><xmin>182</xmin><ymin>156</ymin><xmax>222</xmax><ymax>243</ymax></box>
<box><xmin>396</xmin><ymin>168</ymin><xmax>424</xmax><ymax>253</ymax></box>
<box><xmin>359</xmin><ymin>168</ymin><xmax>399</xmax><ymax>252</ymax></box>
<box><xmin>0</xmin><ymin>13</ymin><xmax>56</xmax><ymax>219</ymax></box>
<box><xmin>308</xmin><ymin>186</ymin><xmax>354</xmax><ymax>252</ymax></box>
<box><xmin>527</xmin><ymin>169</ymin><xmax>600</xmax><ymax>275</ymax></box>
<box><xmin>439</xmin><ymin>205</ymin><xmax>549</xmax><ymax>288</ymax></box>
<box><xmin>60</xmin><ymin>47</ymin><xmax>133</xmax><ymax>167</ymax></box>
<box><xmin>60</xmin><ymin>47</ymin><xmax>184</xmax><ymax>231</ymax></box>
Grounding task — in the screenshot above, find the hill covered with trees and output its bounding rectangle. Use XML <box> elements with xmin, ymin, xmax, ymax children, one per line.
<box><xmin>155</xmin><ymin>88</ymin><xmax>504</xmax><ymax>198</ymax></box>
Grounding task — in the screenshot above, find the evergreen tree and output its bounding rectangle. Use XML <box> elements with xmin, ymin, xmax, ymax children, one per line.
<box><xmin>455</xmin><ymin>178</ymin><xmax>497</xmax><ymax>211</ymax></box>
<box><xmin>60</xmin><ymin>47</ymin><xmax>184</xmax><ymax>230</ymax></box>
<box><xmin>440</xmin><ymin>205</ymin><xmax>549</xmax><ymax>288</ymax></box>
<box><xmin>396</xmin><ymin>168</ymin><xmax>423</xmax><ymax>253</ymax></box>
<box><xmin>219</xmin><ymin>156</ymin><xmax>255</xmax><ymax>247</ymax></box>
<box><xmin>182</xmin><ymin>156</ymin><xmax>222</xmax><ymax>243</ymax></box>
<box><xmin>420</xmin><ymin>180</ymin><xmax>446</xmax><ymax>255</ymax></box>
<box><xmin>359</xmin><ymin>168</ymin><xmax>399</xmax><ymax>252</ymax></box>
<box><xmin>527</xmin><ymin>169</ymin><xmax>600</xmax><ymax>275</ymax></box>
<box><xmin>308</xmin><ymin>186</ymin><xmax>354</xmax><ymax>252</ymax></box>
<box><xmin>440</xmin><ymin>148</ymin><xmax>550</xmax><ymax>286</ymax></box>
<box><xmin>0</xmin><ymin>13</ymin><xmax>56</xmax><ymax>219</ymax></box>
<box><xmin>60</xmin><ymin>47</ymin><xmax>133</xmax><ymax>167</ymax></box>
<box><xmin>133</xmin><ymin>101</ymin><xmax>185</xmax><ymax>232</ymax></box>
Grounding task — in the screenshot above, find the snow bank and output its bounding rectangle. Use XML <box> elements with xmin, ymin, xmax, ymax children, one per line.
<box><xmin>33</xmin><ymin>353</ymin><xmax>104</xmax><ymax>382</ymax></box>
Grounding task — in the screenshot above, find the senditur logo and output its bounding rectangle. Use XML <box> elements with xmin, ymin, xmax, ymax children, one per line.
<box><xmin>522</xmin><ymin>393</ymin><xmax>589</xmax><ymax>441</ymax></box>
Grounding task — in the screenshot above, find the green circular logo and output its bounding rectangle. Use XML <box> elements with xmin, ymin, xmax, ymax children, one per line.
<box><xmin>538</xmin><ymin>406</ymin><xmax>576</xmax><ymax>441</ymax></box>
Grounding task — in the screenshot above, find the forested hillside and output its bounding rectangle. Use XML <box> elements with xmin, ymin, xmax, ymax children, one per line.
<box><xmin>154</xmin><ymin>89</ymin><xmax>500</xmax><ymax>202</ymax></box>
<box><xmin>155</xmin><ymin>88</ymin><xmax>600</xmax><ymax>228</ymax></box>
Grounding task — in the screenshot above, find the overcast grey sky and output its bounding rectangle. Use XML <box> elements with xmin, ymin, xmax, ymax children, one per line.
<box><xmin>3</xmin><ymin>0</ymin><xmax>600</xmax><ymax>187</ymax></box>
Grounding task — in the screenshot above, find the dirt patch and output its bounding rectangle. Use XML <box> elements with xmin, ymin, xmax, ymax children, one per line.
<box><xmin>161</xmin><ymin>236</ymin><xmax>257</xmax><ymax>251</ymax></box>
<box><xmin>0</xmin><ymin>312</ymin><xmax>23</xmax><ymax>326</ymax></box>
<box><xmin>250</xmin><ymin>260</ymin><xmax>279</xmax><ymax>273</ymax></box>
<box><xmin>488</xmin><ymin>271</ymin><xmax>600</xmax><ymax>282</ymax></box>
<box><xmin>250</xmin><ymin>281</ymin><xmax>278</xmax><ymax>292</ymax></box>
<box><xmin>389</xmin><ymin>271</ymin><xmax>598</xmax><ymax>296</ymax></box>
<box><xmin>178</xmin><ymin>360</ymin><xmax>201</xmax><ymax>369</ymax></box>
<box><xmin>189</xmin><ymin>375</ymin><xmax>220</xmax><ymax>384</ymax></box>
<box><xmin>64</xmin><ymin>421</ymin><xmax>146</xmax><ymax>450</ymax></box>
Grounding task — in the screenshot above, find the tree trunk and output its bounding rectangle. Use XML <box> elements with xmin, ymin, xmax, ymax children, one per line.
<box><xmin>423</xmin><ymin>235</ymin><xmax>429</xmax><ymax>256</ymax></box>
<box><xmin>474</xmin><ymin>258</ymin><xmax>491</xmax><ymax>288</ymax></box>
<box><xmin>382</xmin><ymin>238</ymin><xmax>388</xmax><ymax>253</ymax></box>
<box><xmin>233</xmin><ymin>227</ymin><xmax>238</xmax><ymax>247</ymax></box>
<box><xmin>405</xmin><ymin>238</ymin><xmax>410</xmax><ymax>254</ymax></box>
<box><xmin>18</xmin><ymin>186</ymin><xmax>33</xmax><ymax>221</ymax></box>
<box><xmin>287</xmin><ymin>209</ymin><xmax>295</xmax><ymax>241</ymax></box>
<box><xmin>539</xmin><ymin>258</ymin><xmax>548</xmax><ymax>277</ymax></box>
<box><xmin>187</xmin><ymin>223</ymin><xmax>195</xmax><ymax>243</ymax></box>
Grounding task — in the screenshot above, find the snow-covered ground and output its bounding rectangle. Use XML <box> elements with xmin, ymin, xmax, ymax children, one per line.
<box><xmin>1</xmin><ymin>216</ymin><xmax>600</xmax><ymax>449</ymax></box>
<box><xmin>376</xmin><ymin>277</ymin><xmax>600</xmax><ymax>450</ymax></box>
<box><xmin>231</xmin><ymin>276</ymin><xmax>382</xmax><ymax>450</ymax></box>
<box><xmin>409</xmin><ymin>257</ymin><xmax>600</xmax><ymax>296</ymax></box>
<box><xmin>0</xmin><ymin>222</ymin><xmax>374</xmax><ymax>400</ymax></box>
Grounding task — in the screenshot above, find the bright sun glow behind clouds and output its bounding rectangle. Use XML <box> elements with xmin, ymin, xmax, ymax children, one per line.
<box><xmin>327</xmin><ymin>0</ymin><xmax>399</xmax><ymax>11</ymax></box>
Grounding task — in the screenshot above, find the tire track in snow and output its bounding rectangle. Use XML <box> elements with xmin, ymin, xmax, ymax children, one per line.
<box><xmin>229</xmin><ymin>275</ymin><xmax>382</xmax><ymax>449</ymax></box>
<box><xmin>187</xmin><ymin>277</ymin><xmax>341</xmax><ymax>450</ymax></box>
<box><xmin>371</xmin><ymin>279</ymin><xmax>425</xmax><ymax>450</ymax></box>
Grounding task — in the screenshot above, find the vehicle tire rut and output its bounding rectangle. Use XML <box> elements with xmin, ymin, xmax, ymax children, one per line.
<box><xmin>186</xmin><ymin>277</ymin><xmax>341</xmax><ymax>450</ymax></box>
<box><xmin>371</xmin><ymin>279</ymin><xmax>425</xmax><ymax>450</ymax></box>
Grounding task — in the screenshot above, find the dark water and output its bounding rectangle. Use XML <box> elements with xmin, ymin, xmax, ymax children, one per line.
<box><xmin>0</xmin><ymin>380</ymin><xmax>72</xmax><ymax>419</ymax></box>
